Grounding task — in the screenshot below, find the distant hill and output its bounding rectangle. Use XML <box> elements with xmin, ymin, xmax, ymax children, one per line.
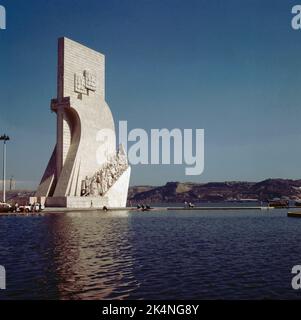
<box><xmin>127</xmin><ymin>179</ymin><xmax>301</xmax><ymax>204</ymax></box>
<box><xmin>2</xmin><ymin>179</ymin><xmax>301</xmax><ymax>204</ymax></box>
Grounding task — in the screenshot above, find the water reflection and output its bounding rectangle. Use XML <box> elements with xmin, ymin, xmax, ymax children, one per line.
<box><xmin>46</xmin><ymin>211</ymin><xmax>139</xmax><ymax>299</ymax></box>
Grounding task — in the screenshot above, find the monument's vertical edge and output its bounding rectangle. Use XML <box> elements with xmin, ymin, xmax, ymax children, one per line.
<box><xmin>35</xmin><ymin>37</ymin><xmax>130</xmax><ymax>208</ymax></box>
<box><xmin>58</xmin><ymin>37</ymin><xmax>64</xmax><ymax>101</ymax></box>
<box><xmin>56</xmin><ymin>38</ymin><xmax>66</xmax><ymax>180</ymax></box>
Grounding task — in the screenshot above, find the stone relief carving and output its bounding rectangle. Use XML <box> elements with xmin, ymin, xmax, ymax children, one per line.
<box><xmin>84</xmin><ymin>70</ymin><xmax>97</xmax><ymax>91</ymax></box>
<box><xmin>75</xmin><ymin>70</ymin><xmax>97</xmax><ymax>94</ymax></box>
<box><xmin>81</xmin><ymin>144</ymin><xmax>128</xmax><ymax>197</ymax></box>
<box><xmin>75</xmin><ymin>73</ymin><xmax>87</xmax><ymax>94</ymax></box>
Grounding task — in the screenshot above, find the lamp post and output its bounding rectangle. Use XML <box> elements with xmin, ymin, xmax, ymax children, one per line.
<box><xmin>0</xmin><ymin>134</ymin><xmax>10</xmax><ymax>203</ymax></box>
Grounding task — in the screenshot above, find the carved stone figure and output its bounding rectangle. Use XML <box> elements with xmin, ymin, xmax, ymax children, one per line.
<box><xmin>80</xmin><ymin>145</ymin><xmax>129</xmax><ymax>197</ymax></box>
<box><xmin>90</xmin><ymin>178</ymin><xmax>98</xmax><ymax>196</ymax></box>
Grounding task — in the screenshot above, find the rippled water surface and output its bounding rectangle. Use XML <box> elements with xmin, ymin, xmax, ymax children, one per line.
<box><xmin>1</xmin><ymin>209</ymin><xmax>301</xmax><ymax>299</ymax></box>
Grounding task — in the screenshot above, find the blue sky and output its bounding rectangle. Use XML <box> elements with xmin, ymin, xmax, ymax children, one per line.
<box><xmin>1</xmin><ymin>0</ymin><xmax>301</xmax><ymax>188</ymax></box>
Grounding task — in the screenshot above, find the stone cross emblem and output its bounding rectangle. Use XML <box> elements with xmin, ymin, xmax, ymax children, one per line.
<box><xmin>74</xmin><ymin>70</ymin><xmax>97</xmax><ymax>94</ymax></box>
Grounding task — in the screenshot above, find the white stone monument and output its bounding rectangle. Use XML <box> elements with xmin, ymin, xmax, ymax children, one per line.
<box><xmin>34</xmin><ymin>37</ymin><xmax>130</xmax><ymax>208</ymax></box>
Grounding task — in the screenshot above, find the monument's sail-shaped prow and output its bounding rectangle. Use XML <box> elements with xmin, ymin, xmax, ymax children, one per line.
<box><xmin>35</xmin><ymin>37</ymin><xmax>130</xmax><ymax>208</ymax></box>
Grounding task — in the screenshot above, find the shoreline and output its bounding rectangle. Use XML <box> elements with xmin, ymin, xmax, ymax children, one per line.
<box><xmin>2</xmin><ymin>205</ymin><xmax>299</xmax><ymax>217</ymax></box>
<box><xmin>3</xmin><ymin>203</ymin><xmax>301</xmax><ymax>217</ymax></box>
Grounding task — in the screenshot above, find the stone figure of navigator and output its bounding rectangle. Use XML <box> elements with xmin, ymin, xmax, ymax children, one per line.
<box><xmin>34</xmin><ymin>37</ymin><xmax>131</xmax><ymax>208</ymax></box>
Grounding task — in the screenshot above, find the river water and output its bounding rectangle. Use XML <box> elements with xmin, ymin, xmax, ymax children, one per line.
<box><xmin>0</xmin><ymin>208</ymin><xmax>301</xmax><ymax>300</ymax></box>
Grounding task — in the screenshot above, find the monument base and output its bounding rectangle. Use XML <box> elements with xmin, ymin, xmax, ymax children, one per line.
<box><xmin>45</xmin><ymin>196</ymin><xmax>109</xmax><ymax>208</ymax></box>
<box><xmin>31</xmin><ymin>167</ymin><xmax>131</xmax><ymax>209</ymax></box>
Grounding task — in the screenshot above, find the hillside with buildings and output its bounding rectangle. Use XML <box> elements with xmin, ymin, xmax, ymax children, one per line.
<box><xmin>2</xmin><ymin>179</ymin><xmax>301</xmax><ymax>205</ymax></box>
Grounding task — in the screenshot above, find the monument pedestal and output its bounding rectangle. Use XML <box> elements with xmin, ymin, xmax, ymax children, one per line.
<box><xmin>45</xmin><ymin>196</ymin><xmax>108</xmax><ymax>208</ymax></box>
<box><xmin>45</xmin><ymin>167</ymin><xmax>130</xmax><ymax>208</ymax></box>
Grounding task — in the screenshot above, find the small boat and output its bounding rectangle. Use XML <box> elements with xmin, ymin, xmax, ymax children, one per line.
<box><xmin>141</xmin><ymin>207</ymin><xmax>152</xmax><ymax>212</ymax></box>
<box><xmin>136</xmin><ymin>204</ymin><xmax>153</xmax><ymax>211</ymax></box>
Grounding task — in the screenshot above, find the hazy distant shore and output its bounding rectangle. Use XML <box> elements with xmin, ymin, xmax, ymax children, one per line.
<box><xmin>1</xmin><ymin>178</ymin><xmax>301</xmax><ymax>205</ymax></box>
